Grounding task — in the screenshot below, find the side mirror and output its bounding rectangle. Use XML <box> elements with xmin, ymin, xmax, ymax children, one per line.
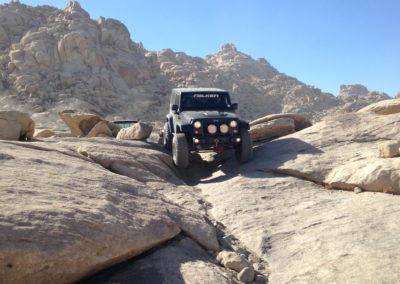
<box><xmin>231</xmin><ymin>103</ymin><xmax>238</xmax><ymax>110</ymax></box>
<box><xmin>171</xmin><ymin>104</ymin><xmax>179</xmax><ymax>113</ymax></box>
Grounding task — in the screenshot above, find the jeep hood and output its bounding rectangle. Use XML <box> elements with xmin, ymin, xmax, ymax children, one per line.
<box><xmin>179</xmin><ymin>111</ymin><xmax>238</xmax><ymax>123</ymax></box>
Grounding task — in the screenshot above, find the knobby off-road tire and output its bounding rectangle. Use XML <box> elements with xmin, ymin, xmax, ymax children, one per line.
<box><xmin>172</xmin><ymin>133</ymin><xmax>189</xmax><ymax>169</ymax></box>
<box><xmin>163</xmin><ymin>122</ymin><xmax>173</xmax><ymax>150</ymax></box>
<box><xmin>235</xmin><ymin>129</ymin><xmax>253</xmax><ymax>163</ymax></box>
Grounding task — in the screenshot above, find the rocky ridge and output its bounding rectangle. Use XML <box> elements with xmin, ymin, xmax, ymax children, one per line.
<box><xmin>327</xmin><ymin>84</ymin><xmax>391</xmax><ymax>114</ymax></box>
<box><xmin>0</xmin><ymin>1</ymin><xmax>390</xmax><ymax>126</ymax></box>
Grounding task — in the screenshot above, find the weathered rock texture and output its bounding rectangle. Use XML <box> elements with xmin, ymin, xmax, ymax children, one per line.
<box><xmin>34</xmin><ymin>128</ymin><xmax>55</xmax><ymax>138</ymax></box>
<box><xmin>0</xmin><ymin>138</ymin><xmax>219</xmax><ymax>283</ymax></box>
<box><xmin>85</xmin><ymin>238</ymin><xmax>234</xmax><ymax>284</ymax></box>
<box><xmin>58</xmin><ymin>111</ymin><xmax>120</xmax><ymax>137</ymax></box>
<box><xmin>116</xmin><ymin>122</ymin><xmax>153</xmax><ymax>141</ymax></box>
<box><xmin>358</xmin><ymin>98</ymin><xmax>400</xmax><ymax>115</ymax></box>
<box><xmin>378</xmin><ymin>141</ymin><xmax>400</xmax><ymax>158</ymax></box>
<box><xmin>153</xmin><ymin>44</ymin><xmax>340</xmax><ymax>120</ymax></box>
<box><xmin>195</xmin><ymin>111</ymin><xmax>400</xmax><ymax>283</ymax></box>
<box><xmin>327</xmin><ymin>84</ymin><xmax>391</xmax><ymax>115</ymax></box>
<box><xmin>0</xmin><ymin>110</ymin><xmax>34</xmax><ymax>140</ymax></box>
<box><xmin>0</xmin><ymin>2</ymin><xmax>390</xmax><ymax>126</ymax></box>
<box><xmin>249</xmin><ymin>113</ymin><xmax>311</xmax><ymax>141</ymax></box>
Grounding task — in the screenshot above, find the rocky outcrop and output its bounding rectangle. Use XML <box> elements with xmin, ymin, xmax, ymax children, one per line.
<box><xmin>250</xmin><ymin>118</ymin><xmax>295</xmax><ymax>141</ymax></box>
<box><xmin>58</xmin><ymin>111</ymin><xmax>120</xmax><ymax>137</ymax></box>
<box><xmin>249</xmin><ymin>113</ymin><xmax>311</xmax><ymax>141</ymax></box>
<box><xmin>0</xmin><ymin>1</ymin><xmax>170</xmax><ymax>122</ymax></box>
<box><xmin>0</xmin><ymin>138</ymin><xmax>220</xmax><ymax>283</ymax></box>
<box><xmin>358</xmin><ymin>98</ymin><xmax>400</xmax><ymax>115</ymax></box>
<box><xmin>0</xmin><ymin>1</ymin><xmax>348</xmax><ymax>125</ymax></box>
<box><xmin>250</xmin><ymin>113</ymin><xmax>312</xmax><ymax>131</ymax></box>
<box><xmin>262</xmin><ymin>113</ymin><xmax>400</xmax><ymax>194</ymax></box>
<box><xmin>0</xmin><ymin>110</ymin><xmax>34</xmax><ymax>140</ymax></box>
<box><xmin>338</xmin><ymin>84</ymin><xmax>369</xmax><ymax>98</ymax></box>
<box><xmin>328</xmin><ymin>84</ymin><xmax>391</xmax><ymax>114</ymax></box>
<box><xmin>116</xmin><ymin>122</ymin><xmax>153</xmax><ymax>141</ymax></box>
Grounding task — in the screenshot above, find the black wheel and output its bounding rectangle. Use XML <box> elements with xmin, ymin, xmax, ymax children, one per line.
<box><xmin>172</xmin><ymin>133</ymin><xmax>189</xmax><ymax>169</ymax></box>
<box><xmin>163</xmin><ymin>122</ymin><xmax>173</xmax><ymax>150</ymax></box>
<box><xmin>235</xmin><ymin>129</ymin><xmax>253</xmax><ymax>163</ymax></box>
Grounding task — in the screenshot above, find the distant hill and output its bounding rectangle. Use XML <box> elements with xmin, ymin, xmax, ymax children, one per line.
<box><xmin>0</xmin><ymin>1</ymin><xmax>389</xmax><ymax>121</ymax></box>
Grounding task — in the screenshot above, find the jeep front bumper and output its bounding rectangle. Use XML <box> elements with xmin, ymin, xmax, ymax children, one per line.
<box><xmin>192</xmin><ymin>135</ymin><xmax>241</xmax><ymax>150</ymax></box>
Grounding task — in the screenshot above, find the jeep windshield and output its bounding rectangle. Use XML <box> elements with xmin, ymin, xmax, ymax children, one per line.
<box><xmin>180</xmin><ymin>92</ymin><xmax>231</xmax><ymax>111</ymax></box>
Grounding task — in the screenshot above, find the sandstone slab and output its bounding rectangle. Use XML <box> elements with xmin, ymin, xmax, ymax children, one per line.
<box><xmin>250</xmin><ymin>117</ymin><xmax>295</xmax><ymax>141</ymax></box>
<box><xmin>250</xmin><ymin>113</ymin><xmax>312</xmax><ymax>131</ymax></box>
<box><xmin>195</xmin><ymin>112</ymin><xmax>400</xmax><ymax>283</ymax></box>
<box><xmin>358</xmin><ymin>98</ymin><xmax>400</xmax><ymax>115</ymax></box>
<box><xmin>0</xmin><ymin>138</ymin><xmax>218</xmax><ymax>283</ymax></box>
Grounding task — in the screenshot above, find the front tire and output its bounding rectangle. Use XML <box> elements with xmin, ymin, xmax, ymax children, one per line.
<box><xmin>172</xmin><ymin>133</ymin><xmax>189</xmax><ymax>169</ymax></box>
<box><xmin>235</xmin><ymin>129</ymin><xmax>253</xmax><ymax>163</ymax></box>
<box><xmin>163</xmin><ymin>122</ymin><xmax>173</xmax><ymax>150</ymax></box>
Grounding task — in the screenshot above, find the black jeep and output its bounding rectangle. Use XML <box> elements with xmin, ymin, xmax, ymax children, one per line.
<box><xmin>162</xmin><ymin>88</ymin><xmax>253</xmax><ymax>168</ymax></box>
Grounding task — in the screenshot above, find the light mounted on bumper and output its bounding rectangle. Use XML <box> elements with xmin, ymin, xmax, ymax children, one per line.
<box><xmin>220</xmin><ymin>124</ymin><xmax>229</xmax><ymax>134</ymax></box>
<box><xmin>207</xmin><ymin>124</ymin><xmax>217</xmax><ymax>134</ymax></box>
<box><xmin>230</xmin><ymin>120</ymin><xmax>238</xmax><ymax>128</ymax></box>
<box><xmin>194</xmin><ymin>121</ymin><xmax>202</xmax><ymax>128</ymax></box>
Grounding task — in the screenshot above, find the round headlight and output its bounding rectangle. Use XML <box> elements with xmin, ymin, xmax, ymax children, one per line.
<box><xmin>207</xmin><ymin>124</ymin><xmax>217</xmax><ymax>134</ymax></box>
<box><xmin>220</xmin><ymin>124</ymin><xmax>229</xmax><ymax>134</ymax></box>
<box><xmin>230</xmin><ymin>120</ymin><xmax>238</xmax><ymax>128</ymax></box>
<box><xmin>194</xmin><ymin>121</ymin><xmax>202</xmax><ymax>129</ymax></box>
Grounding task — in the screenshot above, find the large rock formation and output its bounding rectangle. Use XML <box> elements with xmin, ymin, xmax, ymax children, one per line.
<box><xmin>0</xmin><ymin>1</ymin><xmax>171</xmax><ymax>122</ymax></box>
<box><xmin>329</xmin><ymin>84</ymin><xmax>391</xmax><ymax>114</ymax></box>
<box><xmin>0</xmin><ymin>1</ymin><xmax>379</xmax><ymax>126</ymax></box>
<box><xmin>0</xmin><ymin>138</ymin><xmax>219</xmax><ymax>283</ymax></box>
<box><xmin>153</xmin><ymin>44</ymin><xmax>340</xmax><ymax>120</ymax></box>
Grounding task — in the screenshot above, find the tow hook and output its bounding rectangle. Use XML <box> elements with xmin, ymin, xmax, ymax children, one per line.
<box><xmin>214</xmin><ymin>139</ymin><xmax>224</xmax><ymax>153</ymax></box>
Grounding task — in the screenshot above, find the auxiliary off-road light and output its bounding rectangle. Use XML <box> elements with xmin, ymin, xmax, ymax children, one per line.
<box><xmin>194</xmin><ymin>121</ymin><xmax>202</xmax><ymax>128</ymax></box>
<box><xmin>220</xmin><ymin>124</ymin><xmax>229</xmax><ymax>134</ymax></box>
<box><xmin>230</xmin><ymin>120</ymin><xmax>238</xmax><ymax>128</ymax></box>
<box><xmin>236</xmin><ymin>137</ymin><xmax>241</xmax><ymax>142</ymax></box>
<box><xmin>207</xmin><ymin>124</ymin><xmax>217</xmax><ymax>134</ymax></box>
<box><xmin>194</xmin><ymin>138</ymin><xmax>200</xmax><ymax>144</ymax></box>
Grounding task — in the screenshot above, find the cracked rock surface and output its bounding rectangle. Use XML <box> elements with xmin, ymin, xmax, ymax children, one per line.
<box><xmin>3</xmin><ymin>110</ymin><xmax>400</xmax><ymax>283</ymax></box>
<box><xmin>195</xmin><ymin>111</ymin><xmax>400</xmax><ymax>283</ymax></box>
<box><xmin>0</xmin><ymin>138</ymin><xmax>219</xmax><ymax>283</ymax></box>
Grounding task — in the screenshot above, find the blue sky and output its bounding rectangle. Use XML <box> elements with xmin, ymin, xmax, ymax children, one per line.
<box><xmin>5</xmin><ymin>0</ymin><xmax>400</xmax><ymax>96</ymax></box>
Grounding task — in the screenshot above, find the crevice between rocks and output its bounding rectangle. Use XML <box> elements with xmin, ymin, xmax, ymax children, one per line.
<box><xmin>266</xmin><ymin>168</ymin><xmax>399</xmax><ymax>195</ymax></box>
<box><xmin>77</xmin><ymin>146</ymin><xmax>269</xmax><ymax>282</ymax></box>
<box><xmin>76</xmin><ymin>233</ymin><xmax>199</xmax><ymax>283</ymax></box>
